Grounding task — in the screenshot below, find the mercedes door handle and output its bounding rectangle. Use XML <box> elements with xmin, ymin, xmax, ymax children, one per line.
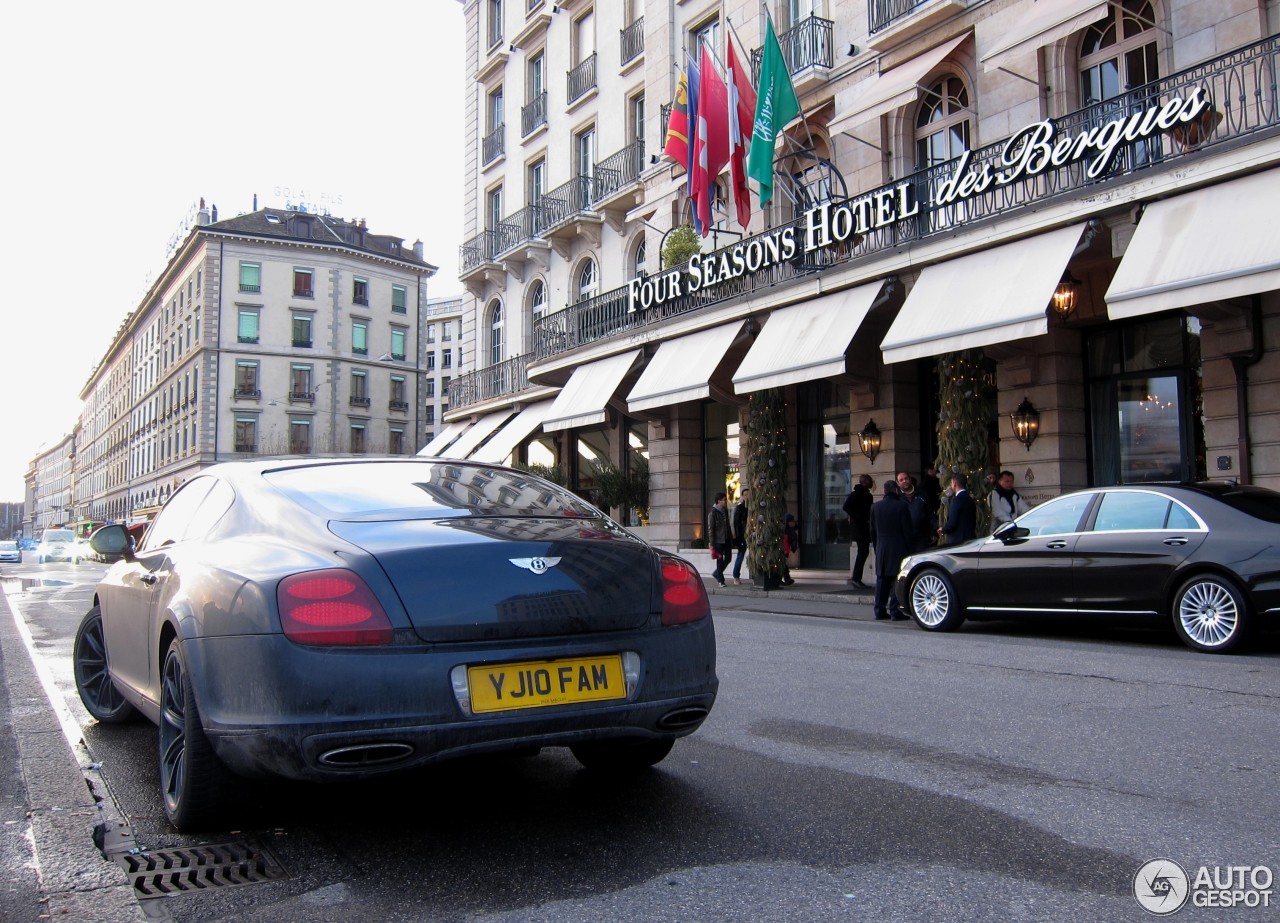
<box><xmin>1163</xmin><ymin>537</ymin><xmax>1189</xmax><ymax>546</ymax></box>
<box><xmin>1046</xmin><ymin>540</ymin><xmax>1069</xmax><ymax>549</ymax></box>
<box><xmin>141</xmin><ymin>574</ymin><xmax>158</xmax><ymax>585</ymax></box>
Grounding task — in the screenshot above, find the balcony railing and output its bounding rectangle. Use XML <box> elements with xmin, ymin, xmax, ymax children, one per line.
<box><xmin>540</xmin><ymin>173</ymin><xmax>595</xmax><ymax>228</ymax></box>
<box><xmin>234</xmin><ymin>443</ymin><xmax>256</xmax><ymax>453</ymax></box>
<box><xmin>751</xmin><ymin>16</ymin><xmax>834</xmax><ymax>83</ymax></box>
<box><xmin>233</xmin><ymin>388</ymin><xmax>261</xmax><ymax>399</ymax></box>
<box><xmin>447</xmin><ymin>354</ymin><xmax>530</xmax><ymax>408</ymax></box>
<box><xmin>620</xmin><ymin>17</ymin><xmax>643</xmax><ymax>65</ymax></box>
<box><xmin>349</xmin><ymin>396</ymin><xmax>371</xmax><ymax>408</ymax></box>
<box><xmin>522</xmin><ymin>91</ymin><xmax>548</xmax><ymax>135</ymax></box>
<box><xmin>495</xmin><ymin>204</ymin><xmax>548</xmax><ymax>256</ymax></box>
<box><xmin>460</xmin><ymin>229</ymin><xmax>498</xmax><ymax>272</ymax></box>
<box><xmin>239</xmin><ymin>283</ymin><xmax>261</xmax><ymax>294</ymax></box>
<box><xmin>482</xmin><ymin>123</ymin><xmax>505</xmax><ymax>165</ymax></box>
<box><xmin>870</xmin><ymin>0</ymin><xmax>930</xmax><ymax>34</ymax></box>
<box><xmin>593</xmin><ymin>139</ymin><xmax>645</xmax><ymax>202</ymax></box>
<box><xmin>660</xmin><ymin>103</ymin><xmax>671</xmax><ymax>147</ymax></box>
<box><xmin>289</xmin><ymin>391</ymin><xmax>315</xmax><ymax>403</ymax></box>
<box><xmin>567</xmin><ymin>53</ymin><xmax>597</xmax><ymax>104</ymax></box>
<box><xmin>389</xmin><ymin>399</ymin><xmax>410</xmax><ymax>412</ymax></box>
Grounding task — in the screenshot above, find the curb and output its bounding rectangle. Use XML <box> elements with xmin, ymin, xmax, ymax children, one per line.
<box><xmin>0</xmin><ymin>592</ymin><xmax>147</xmax><ymax>923</ymax></box>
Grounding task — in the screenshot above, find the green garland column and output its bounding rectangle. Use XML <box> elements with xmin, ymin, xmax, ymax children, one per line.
<box><xmin>743</xmin><ymin>388</ymin><xmax>788</xmax><ymax>584</ymax></box>
<box><xmin>935</xmin><ymin>349</ymin><xmax>996</xmax><ymax>535</ymax></box>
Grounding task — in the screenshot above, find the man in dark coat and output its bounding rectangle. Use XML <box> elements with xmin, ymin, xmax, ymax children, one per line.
<box><xmin>842</xmin><ymin>474</ymin><xmax>874</xmax><ymax>588</ymax></box>
<box><xmin>939</xmin><ymin>472</ymin><xmax>978</xmax><ymax>545</ymax></box>
<box><xmin>869</xmin><ymin>480</ymin><xmax>914</xmax><ymax>621</ymax></box>
<box><xmin>896</xmin><ymin>471</ymin><xmax>932</xmax><ymax>552</ymax></box>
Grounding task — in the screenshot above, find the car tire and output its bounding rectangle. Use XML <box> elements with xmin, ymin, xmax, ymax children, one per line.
<box><xmin>72</xmin><ymin>607</ymin><xmax>138</xmax><ymax>724</ymax></box>
<box><xmin>1172</xmin><ymin>574</ymin><xmax>1252</xmax><ymax>653</ymax></box>
<box><xmin>159</xmin><ymin>641</ymin><xmax>231</xmax><ymax>831</ymax></box>
<box><xmin>907</xmin><ymin>568</ymin><xmax>965</xmax><ymax>631</ymax></box>
<box><xmin>570</xmin><ymin>737</ymin><xmax>675</xmax><ymax>771</ymax></box>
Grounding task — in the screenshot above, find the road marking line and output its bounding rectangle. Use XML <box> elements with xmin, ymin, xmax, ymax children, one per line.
<box><xmin>7</xmin><ymin>596</ymin><xmax>88</xmax><ymax>757</ymax></box>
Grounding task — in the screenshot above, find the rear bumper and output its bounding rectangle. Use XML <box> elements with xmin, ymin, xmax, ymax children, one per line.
<box><xmin>182</xmin><ymin>620</ymin><xmax>717</xmax><ymax>781</ymax></box>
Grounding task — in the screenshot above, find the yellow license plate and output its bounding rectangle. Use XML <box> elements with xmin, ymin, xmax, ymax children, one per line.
<box><xmin>468</xmin><ymin>655</ymin><xmax>626</xmax><ymax>714</ymax></box>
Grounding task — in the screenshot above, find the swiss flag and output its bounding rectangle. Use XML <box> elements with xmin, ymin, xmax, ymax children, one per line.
<box><xmin>690</xmin><ymin>43</ymin><xmax>730</xmax><ymax>236</ymax></box>
<box><xmin>726</xmin><ymin>36</ymin><xmax>757</xmax><ymax>230</ymax></box>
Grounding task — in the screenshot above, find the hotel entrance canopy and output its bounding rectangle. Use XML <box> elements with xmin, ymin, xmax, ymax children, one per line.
<box><xmin>880</xmin><ymin>223</ymin><xmax>1089</xmax><ymax>364</ymax></box>
<box><xmin>1106</xmin><ymin>168</ymin><xmax>1280</xmax><ymax>319</ymax></box>
<box><xmin>419</xmin><ymin>421</ymin><xmax>468</xmax><ymax>457</ymax></box>
<box><xmin>440</xmin><ymin>409</ymin><xmax>515</xmax><ymax>459</ymax></box>
<box><xmin>626</xmin><ymin>322</ymin><xmax>747</xmax><ymax>413</ymax></box>
<box><xmin>469</xmin><ymin>400</ymin><xmax>557</xmax><ymax>464</ymax></box>
<box><xmin>543</xmin><ymin>349</ymin><xmax>643</xmax><ymax>433</ymax></box>
<box><xmin>732</xmin><ymin>281</ymin><xmax>889</xmax><ymax>393</ymax></box>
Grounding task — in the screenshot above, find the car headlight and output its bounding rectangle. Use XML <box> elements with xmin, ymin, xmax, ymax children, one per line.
<box><xmin>898</xmin><ymin>555</ymin><xmax>920</xmax><ymax>579</ymax></box>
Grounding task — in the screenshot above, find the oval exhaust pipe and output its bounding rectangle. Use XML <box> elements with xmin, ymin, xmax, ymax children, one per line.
<box><xmin>318</xmin><ymin>742</ymin><xmax>414</xmax><ymax>768</ymax></box>
<box><xmin>657</xmin><ymin>707</ymin><xmax>709</xmax><ymax>730</ymax></box>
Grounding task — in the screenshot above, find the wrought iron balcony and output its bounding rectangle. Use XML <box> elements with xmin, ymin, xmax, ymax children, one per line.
<box><xmin>389</xmin><ymin>400</ymin><xmax>410</xmax><ymax>412</ymax></box>
<box><xmin>446</xmin><ymin>354</ymin><xmax>530</xmax><ymax>410</ymax></box>
<box><xmin>620</xmin><ymin>17</ymin><xmax>644</xmax><ymax>65</ymax></box>
<box><xmin>233</xmin><ymin>388</ymin><xmax>260</xmax><ymax>400</ymax></box>
<box><xmin>750</xmin><ymin>15</ymin><xmax>834</xmax><ymax>83</ymax></box>
<box><xmin>460</xmin><ymin>229</ymin><xmax>498</xmax><ymax>273</ymax></box>
<box><xmin>349</xmin><ymin>396</ymin><xmax>371</xmax><ymax>408</ymax></box>
<box><xmin>494</xmin><ymin>204</ymin><xmax>548</xmax><ymax>256</ymax></box>
<box><xmin>870</xmin><ymin>0</ymin><xmax>930</xmax><ymax>34</ymax></box>
<box><xmin>567</xmin><ymin>53</ymin><xmax>597</xmax><ymax>104</ymax></box>
<box><xmin>592</xmin><ymin>140</ymin><xmax>645</xmax><ymax>203</ymax></box>
<box><xmin>522</xmin><ymin>91</ymin><xmax>547</xmax><ymax>136</ymax></box>
<box><xmin>482</xmin><ymin>123</ymin><xmax>505</xmax><ymax>165</ymax></box>
<box><xmin>289</xmin><ymin>391</ymin><xmax>315</xmax><ymax>403</ymax></box>
<box><xmin>540</xmin><ymin>174</ymin><xmax>595</xmax><ymax>229</ymax></box>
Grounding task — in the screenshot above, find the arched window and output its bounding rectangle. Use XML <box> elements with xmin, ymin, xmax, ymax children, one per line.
<box><xmin>1079</xmin><ymin>0</ymin><xmax>1158</xmax><ymax>105</ymax></box>
<box><xmin>487</xmin><ymin>300</ymin><xmax>503</xmax><ymax>366</ymax></box>
<box><xmin>915</xmin><ymin>75</ymin><xmax>971</xmax><ymax>170</ymax></box>
<box><xmin>632</xmin><ymin>238</ymin><xmax>647</xmax><ymax>277</ymax></box>
<box><xmin>529</xmin><ymin>279</ymin><xmax>547</xmax><ymax>319</ymax></box>
<box><xmin>576</xmin><ymin>258</ymin><xmax>598</xmax><ymax>303</ymax></box>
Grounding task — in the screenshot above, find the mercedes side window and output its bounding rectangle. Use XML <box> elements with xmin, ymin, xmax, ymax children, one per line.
<box><xmin>1016</xmin><ymin>493</ymin><xmax>1094</xmax><ymax>537</ymax></box>
<box><xmin>1092</xmin><ymin>491</ymin><xmax>1174</xmax><ymax>532</ymax></box>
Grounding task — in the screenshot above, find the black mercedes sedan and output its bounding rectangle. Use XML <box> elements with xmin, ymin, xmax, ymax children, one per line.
<box><xmin>896</xmin><ymin>482</ymin><xmax>1280</xmax><ymax>653</ymax></box>
<box><xmin>75</xmin><ymin>458</ymin><xmax>717</xmax><ymax>830</ymax></box>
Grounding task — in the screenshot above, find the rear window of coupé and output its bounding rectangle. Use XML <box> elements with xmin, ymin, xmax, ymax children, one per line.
<box><xmin>264</xmin><ymin>461</ymin><xmax>601</xmax><ymax>519</ymax></box>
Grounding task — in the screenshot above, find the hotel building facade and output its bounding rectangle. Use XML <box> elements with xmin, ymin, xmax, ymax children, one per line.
<box><xmin>446</xmin><ymin>0</ymin><xmax>1280</xmax><ymax>571</ymax></box>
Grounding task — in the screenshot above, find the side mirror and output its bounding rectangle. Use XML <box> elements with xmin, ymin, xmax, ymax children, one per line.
<box><xmin>993</xmin><ymin>520</ymin><xmax>1030</xmax><ymax>544</ymax></box>
<box><xmin>89</xmin><ymin>524</ymin><xmax>136</xmax><ymax>561</ymax></box>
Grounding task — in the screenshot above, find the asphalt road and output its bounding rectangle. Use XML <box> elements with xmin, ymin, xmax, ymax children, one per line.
<box><xmin>2</xmin><ymin>563</ymin><xmax>1278</xmax><ymax>922</ymax></box>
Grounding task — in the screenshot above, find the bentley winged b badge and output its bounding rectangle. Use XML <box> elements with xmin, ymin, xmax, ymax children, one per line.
<box><xmin>509</xmin><ymin>557</ymin><xmax>562</xmax><ymax>575</ymax></box>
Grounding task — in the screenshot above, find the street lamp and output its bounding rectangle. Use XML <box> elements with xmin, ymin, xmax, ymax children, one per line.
<box><xmin>1010</xmin><ymin>397</ymin><xmax>1041</xmax><ymax>450</ymax></box>
<box><xmin>857</xmin><ymin>419</ymin><xmax>881</xmax><ymax>463</ymax></box>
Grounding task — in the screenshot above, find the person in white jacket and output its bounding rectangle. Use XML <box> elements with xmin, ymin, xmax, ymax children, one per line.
<box><xmin>989</xmin><ymin>470</ymin><xmax>1031</xmax><ymax>529</ymax></box>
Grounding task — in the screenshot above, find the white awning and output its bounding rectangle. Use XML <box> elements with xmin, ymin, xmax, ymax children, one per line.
<box><xmin>418</xmin><ymin>420</ymin><xmax>468</xmax><ymax>456</ymax></box>
<box><xmin>830</xmin><ymin>33</ymin><xmax>970</xmax><ymax>135</ymax></box>
<box><xmin>981</xmin><ymin>0</ymin><xmax>1109</xmax><ymax>73</ymax></box>
<box><xmin>443</xmin><ymin>409</ymin><xmax>515</xmax><ymax>459</ymax></box>
<box><xmin>543</xmin><ymin>350</ymin><xmax>643</xmax><ymax>433</ymax></box>
<box><xmin>469</xmin><ymin>400</ymin><xmax>557</xmax><ymax>464</ymax></box>
<box><xmin>732</xmin><ymin>282</ymin><xmax>888</xmax><ymax>394</ymax></box>
<box><xmin>626</xmin><ymin>323</ymin><xmax>746</xmax><ymax>413</ymax></box>
<box><xmin>880</xmin><ymin>223</ymin><xmax>1088</xmax><ymax>364</ymax></box>
<box><xmin>1106</xmin><ymin>168</ymin><xmax>1280</xmax><ymax>319</ymax></box>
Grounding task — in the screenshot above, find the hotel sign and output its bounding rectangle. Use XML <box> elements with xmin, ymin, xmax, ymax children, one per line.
<box><xmin>627</xmin><ymin>87</ymin><xmax>1212</xmax><ymax>314</ymax></box>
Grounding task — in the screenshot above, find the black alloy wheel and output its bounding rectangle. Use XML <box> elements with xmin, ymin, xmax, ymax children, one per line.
<box><xmin>159</xmin><ymin>641</ymin><xmax>230</xmax><ymax>830</ymax></box>
<box><xmin>73</xmin><ymin>607</ymin><xmax>137</xmax><ymax>723</ymax></box>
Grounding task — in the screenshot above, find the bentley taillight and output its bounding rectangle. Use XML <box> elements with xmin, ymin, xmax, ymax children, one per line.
<box><xmin>277</xmin><ymin>569</ymin><xmax>394</xmax><ymax>645</ymax></box>
<box><xmin>660</xmin><ymin>557</ymin><xmax>710</xmax><ymax>626</ymax></box>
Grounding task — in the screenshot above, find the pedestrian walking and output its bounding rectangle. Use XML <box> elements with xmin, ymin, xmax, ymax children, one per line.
<box><xmin>989</xmin><ymin>470</ymin><xmax>1031</xmax><ymax>530</ymax></box>
<box><xmin>870</xmin><ymin>480</ymin><xmax>914</xmax><ymax>620</ymax></box>
<box><xmin>730</xmin><ymin>489</ymin><xmax>749</xmax><ymax>584</ymax></box>
<box><xmin>707</xmin><ymin>492</ymin><xmax>731</xmax><ymax>587</ymax></box>
<box><xmin>843</xmin><ymin>474</ymin><xmax>873</xmax><ymax>588</ymax></box>
<box><xmin>938</xmin><ymin>472</ymin><xmax>977</xmax><ymax>545</ymax></box>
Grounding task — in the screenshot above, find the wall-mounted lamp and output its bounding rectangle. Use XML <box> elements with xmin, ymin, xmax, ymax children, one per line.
<box><xmin>1010</xmin><ymin>397</ymin><xmax>1040</xmax><ymax>450</ymax></box>
<box><xmin>1051</xmin><ymin>271</ymin><xmax>1081</xmax><ymax>318</ymax></box>
<box><xmin>508</xmin><ymin>43</ymin><xmax>517</xmax><ymax>53</ymax></box>
<box><xmin>649</xmin><ymin>154</ymin><xmax>661</xmax><ymax>165</ymax></box>
<box><xmin>847</xmin><ymin>43</ymin><xmax>859</xmax><ymax>57</ymax></box>
<box><xmin>858</xmin><ymin>419</ymin><xmax>881</xmax><ymax>463</ymax></box>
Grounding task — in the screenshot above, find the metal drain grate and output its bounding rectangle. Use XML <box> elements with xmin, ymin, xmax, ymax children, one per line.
<box><xmin>114</xmin><ymin>840</ymin><xmax>289</xmax><ymax>898</ymax></box>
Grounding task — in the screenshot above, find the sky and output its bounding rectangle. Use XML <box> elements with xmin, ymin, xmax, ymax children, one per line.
<box><xmin>0</xmin><ymin>0</ymin><xmax>466</xmax><ymax>503</ymax></box>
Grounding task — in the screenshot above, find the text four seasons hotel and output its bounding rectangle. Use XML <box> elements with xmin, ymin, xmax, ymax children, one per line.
<box><xmin>443</xmin><ymin>0</ymin><xmax>1280</xmax><ymax>573</ymax></box>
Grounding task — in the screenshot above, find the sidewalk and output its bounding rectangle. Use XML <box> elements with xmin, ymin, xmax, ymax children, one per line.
<box><xmin>703</xmin><ymin>568</ymin><xmax>877</xmax><ymax>605</ymax></box>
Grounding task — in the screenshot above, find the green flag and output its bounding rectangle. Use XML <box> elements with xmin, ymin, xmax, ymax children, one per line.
<box><xmin>747</xmin><ymin>18</ymin><xmax>801</xmax><ymax>206</ymax></box>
